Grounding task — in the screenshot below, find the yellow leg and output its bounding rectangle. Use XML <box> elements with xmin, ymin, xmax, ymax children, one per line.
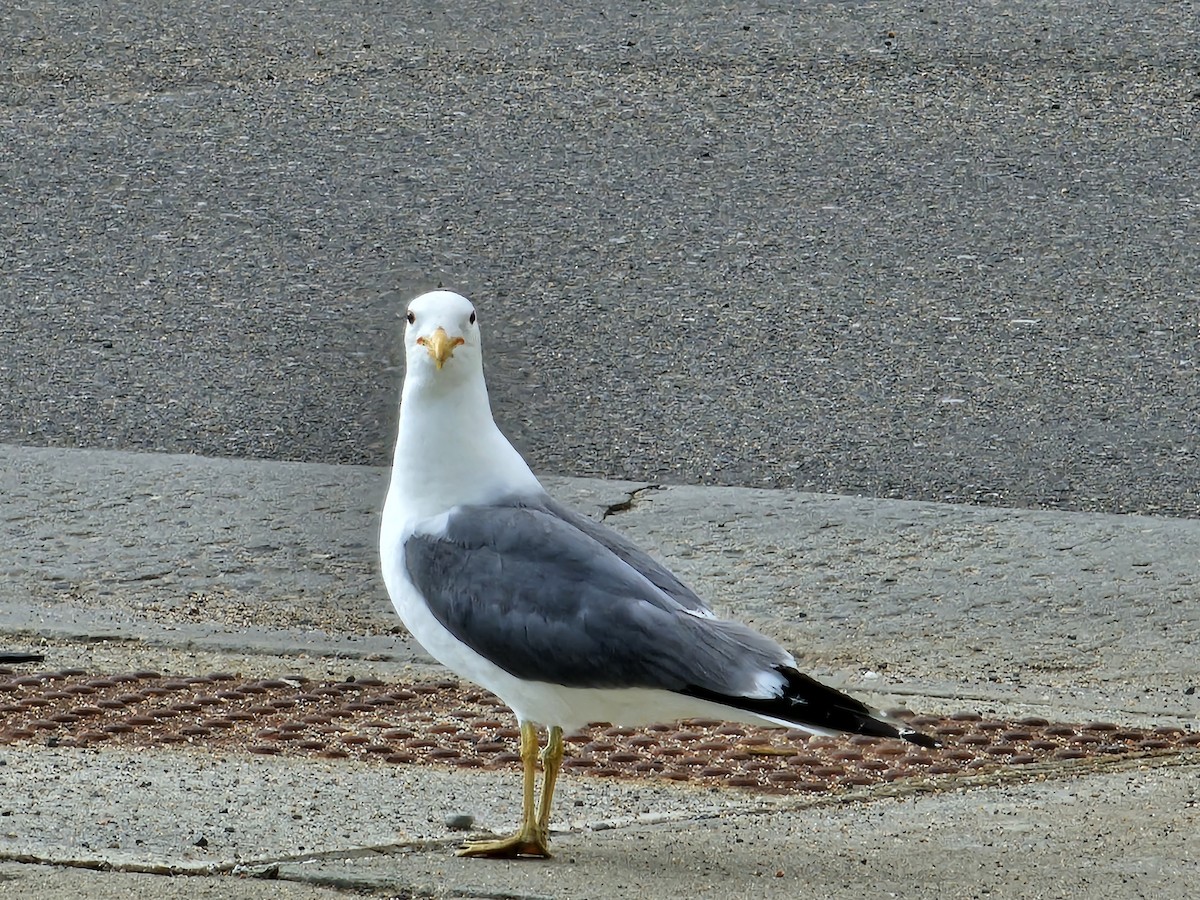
<box><xmin>456</xmin><ymin>721</ymin><xmax>553</xmax><ymax>859</ymax></box>
<box><xmin>536</xmin><ymin>725</ymin><xmax>564</xmax><ymax>837</ymax></box>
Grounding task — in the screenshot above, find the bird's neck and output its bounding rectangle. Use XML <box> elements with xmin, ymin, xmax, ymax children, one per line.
<box><xmin>387</xmin><ymin>373</ymin><xmax>541</xmax><ymax>524</ymax></box>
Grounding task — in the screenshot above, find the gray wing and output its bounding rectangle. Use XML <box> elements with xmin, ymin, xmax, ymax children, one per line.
<box><xmin>535</xmin><ymin>495</ymin><xmax>713</xmax><ymax>616</ymax></box>
<box><xmin>403</xmin><ymin>499</ymin><xmax>790</xmax><ymax>695</ymax></box>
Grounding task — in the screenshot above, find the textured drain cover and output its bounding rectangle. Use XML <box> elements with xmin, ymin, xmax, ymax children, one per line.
<box><xmin>1</xmin><ymin>667</ymin><xmax>1194</xmax><ymax>795</ymax></box>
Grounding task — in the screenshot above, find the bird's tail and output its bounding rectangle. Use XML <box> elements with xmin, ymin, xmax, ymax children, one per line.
<box><xmin>683</xmin><ymin>666</ymin><xmax>939</xmax><ymax>748</ymax></box>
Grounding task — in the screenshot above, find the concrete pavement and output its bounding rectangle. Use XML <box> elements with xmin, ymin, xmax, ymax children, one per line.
<box><xmin>0</xmin><ymin>444</ymin><xmax>1196</xmax><ymax>898</ymax></box>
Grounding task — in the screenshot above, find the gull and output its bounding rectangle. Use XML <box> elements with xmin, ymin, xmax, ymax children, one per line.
<box><xmin>380</xmin><ymin>290</ymin><xmax>935</xmax><ymax>859</ymax></box>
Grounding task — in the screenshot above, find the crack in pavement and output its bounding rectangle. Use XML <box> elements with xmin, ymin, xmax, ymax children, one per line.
<box><xmin>600</xmin><ymin>485</ymin><xmax>664</xmax><ymax>521</ymax></box>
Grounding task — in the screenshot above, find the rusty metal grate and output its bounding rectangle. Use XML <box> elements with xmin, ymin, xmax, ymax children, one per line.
<box><xmin>1</xmin><ymin>667</ymin><xmax>1194</xmax><ymax>795</ymax></box>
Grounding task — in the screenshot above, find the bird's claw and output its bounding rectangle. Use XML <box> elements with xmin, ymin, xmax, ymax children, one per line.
<box><xmin>456</xmin><ymin>830</ymin><xmax>552</xmax><ymax>860</ymax></box>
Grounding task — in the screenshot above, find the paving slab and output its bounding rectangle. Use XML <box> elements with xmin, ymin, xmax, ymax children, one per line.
<box><xmin>0</xmin><ymin>445</ymin><xmax>1197</xmax><ymax>899</ymax></box>
<box><xmin>0</xmin><ymin>745</ymin><xmax>1193</xmax><ymax>900</ymax></box>
<box><xmin>275</xmin><ymin>759</ymin><xmax>1200</xmax><ymax>900</ymax></box>
<box><xmin>0</xmin><ymin>745</ymin><xmax>749</xmax><ymax>872</ymax></box>
<box><xmin>0</xmin><ymin>862</ymin><xmax>350</xmax><ymax>900</ymax></box>
<box><xmin>3</xmin><ymin>445</ymin><xmax>1196</xmax><ymax>725</ymax></box>
<box><xmin>0</xmin><ymin>444</ymin><xmax>642</xmax><ymax>660</ymax></box>
<box><xmin>608</xmin><ymin>485</ymin><xmax>1200</xmax><ymax>726</ymax></box>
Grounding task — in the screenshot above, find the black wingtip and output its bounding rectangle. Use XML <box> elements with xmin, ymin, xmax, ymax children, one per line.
<box><xmin>683</xmin><ymin>666</ymin><xmax>947</xmax><ymax>749</ymax></box>
<box><xmin>901</xmin><ymin>728</ymin><xmax>941</xmax><ymax>749</ymax></box>
<box><xmin>683</xmin><ymin>666</ymin><xmax>945</xmax><ymax>749</ymax></box>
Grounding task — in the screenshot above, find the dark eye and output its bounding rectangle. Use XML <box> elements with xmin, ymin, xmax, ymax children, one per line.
<box><xmin>406</xmin><ymin>311</ymin><xmax>415</xmax><ymax>324</ymax></box>
<box><xmin>469</xmin><ymin>311</ymin><xmax>476</xmax><ymax>324</ymax></box>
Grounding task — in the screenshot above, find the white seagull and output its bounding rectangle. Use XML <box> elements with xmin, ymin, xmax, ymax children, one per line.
<box><xmin>380</xmin><ymin>290</ymin><xmax>935</xmax><ymax>859</ymax></box>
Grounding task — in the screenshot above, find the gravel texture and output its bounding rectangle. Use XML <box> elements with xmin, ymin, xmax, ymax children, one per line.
<box><xmin>2</xmin><ymin>1</ymin><xmax>1197</xmax><ymax>516</ymax></box>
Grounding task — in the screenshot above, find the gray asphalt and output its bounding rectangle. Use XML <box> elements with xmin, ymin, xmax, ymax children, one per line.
<box><xmin>2</xmin><ymin>1</ymin><xmax>1197</xmax><ymax>516</ymax></box>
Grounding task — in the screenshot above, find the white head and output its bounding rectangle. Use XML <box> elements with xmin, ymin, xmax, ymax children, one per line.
<box><xmin>387</xmin><ymin>289</ymin><xmax>541</xmax><ymax>514</ymax></box>
<box><xmin>402</xmin><ymin>291</ymin><xmax>484</xmax><ymax>392</ymax></box>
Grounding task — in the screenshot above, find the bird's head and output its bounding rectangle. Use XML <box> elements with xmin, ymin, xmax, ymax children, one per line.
<box><xmin>403</xmin><ymin>290</ymin><xmax>483</xmax><ymax>384</ymax></box>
